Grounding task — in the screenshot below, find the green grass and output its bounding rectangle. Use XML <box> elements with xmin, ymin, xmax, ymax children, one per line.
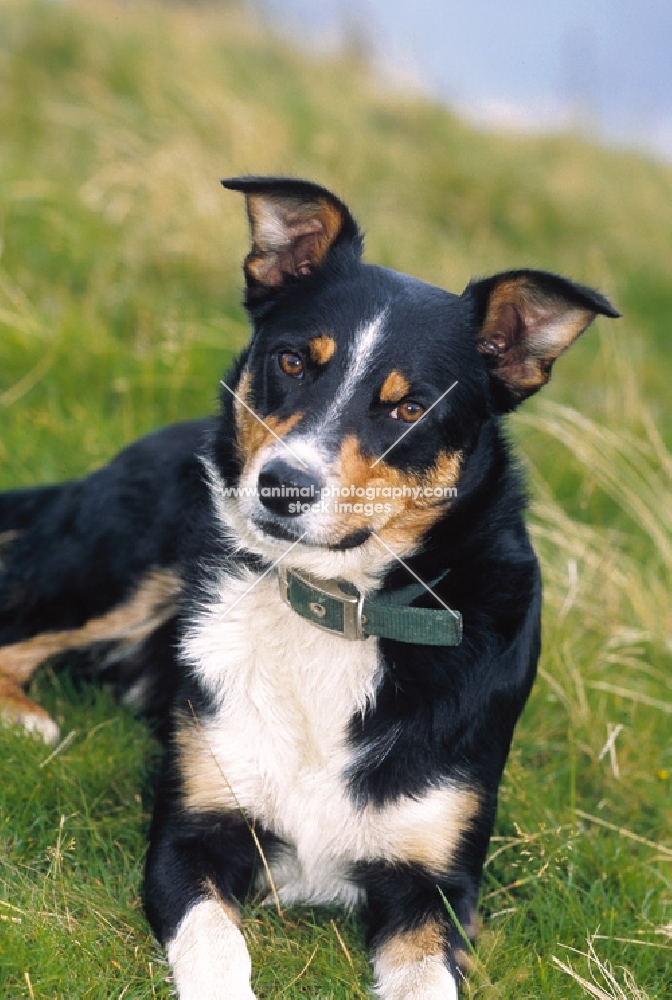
<box><xmin>0</xmin><ymin>1</ymin><xmax>670</xmax><ymax>997</ymax></box>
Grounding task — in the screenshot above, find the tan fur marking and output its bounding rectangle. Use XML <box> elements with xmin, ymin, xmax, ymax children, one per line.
<box><xmin>0</xmin><ymin>569</ymin><xmax>180</xmax><ymax>684</ymax></box>
<box><xmin>479</xmin><ymin>277</ymin><xmax>594</xmax><ymax>392</ymax></box>
<box><xmin>387</xmin><ymin>785</ymin><xmax>481</xmax><ymax>872</ymax></box>
<box><xmin>479</xmin><ymin>277</ymin><xmax>528</xmax><ymax>338</ymax></box>
<box><xmin>202</xmin><ymin>877</ymin><xmax>241</xmax><ymax>927</ymax></box>
<box><xmin>377</xmin><ymin>920</ymin><xmax>445</xmax><ymax>968</ymax></box>
<box><xmin>234</xmin><ymin>369</ymin><xmax>304</xmax><ymax>465</ymax></box>
<box><xmin>176</xmin><ymin>714</ymin><xmax>480</xmax><ymax>875</ymax></box>
<box><xmin>330</xmin><ymin>435</ymin><xmax>461</xmax><ymax>554</ymax></box>
<box><xmin>307</xmin><ymin>335</ymin><xmax>337</xmax><ymax>366</ymax></box>
<box><xmin>175</xmin><ymin>719</ymin><xmax>238</xmax><ymax>814</ymax></box>
<box><xmin>0</xmin><ymin>676</ymin><xmax>56</xmax><ymax>730</ymax></box>
<box><xmin>379</xmin><ymin>370</ymin><xmax>411</xmax><ymax>404</ymax></box>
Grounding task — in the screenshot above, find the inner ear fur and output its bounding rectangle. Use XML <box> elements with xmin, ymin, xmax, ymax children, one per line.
<box><xmin>470</xmin><ymin>269</ymin><xmax>620</xmax><ymax>411</ymax></box>
<box><xmin>222</xmin><ymin>176</ymin><xmax>361</xmax><ymax>297</ymax></box>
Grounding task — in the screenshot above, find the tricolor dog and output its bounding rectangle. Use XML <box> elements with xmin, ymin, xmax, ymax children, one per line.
<box><xmin>0</xmin><ymin>177</ymin><xmax>619</xmax><ymax>998</ymax></box>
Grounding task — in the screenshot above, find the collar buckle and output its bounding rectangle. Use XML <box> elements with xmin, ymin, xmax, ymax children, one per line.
<box><xmin>279</xmin><ymin>567</ymin><xmax>366</xmax><ymax>640</ymax></box>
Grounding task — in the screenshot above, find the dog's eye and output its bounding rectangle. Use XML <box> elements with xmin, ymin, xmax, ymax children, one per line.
<box><xmin>278</xmin><ymin>352</ymin><xmax>304</xmax><ymax>378</ymax></box>
<box><xmin>390</xmin><ymin>401</ymin><xmax>425</xmax><ymax>423</ymax></box>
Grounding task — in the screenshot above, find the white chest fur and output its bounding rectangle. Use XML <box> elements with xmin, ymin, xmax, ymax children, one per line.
<box><xmin>181</xmin><ymin>569</ymin><xmax>475</xmax><ymax>908</ymax></box>
<box><xmin>181</xmin><ymin>569</ymin><xmax>381</xmax><ymax>905</ymax></box>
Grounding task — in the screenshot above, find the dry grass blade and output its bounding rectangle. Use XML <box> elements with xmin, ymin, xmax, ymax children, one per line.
<box><xmin>520</xmin><ymin>392</ymin><xmax>672</xmax><ymax>645</ymax></box>
<box><xmin>587</xmin><ymin>682</ymin><xmax>672</xmax><ymax>714</ymax></box>
<box><xmin>0</xmin><ymin>350</ymin><xmax>56</xmax><ymax>408</ymax></box>
<box><xmin>331</xmin><ymin>919</ymin><xmax>355</xmax><ymax>970</ymax></box>
<box><xmin>575</xmin><ymin>811</ymin><xmax>672</xmax><ymax>858</ymax></box>
<box><xmin>277</xmin><ymin>945</ymin><xmax>319</xmax><ymax>995</ymax></box>
<box><xmin>519</xmin><ymin>401</ymin><xmax>672</xmax><ymax>565</ymax></box>
<box><xmin>39</xmin><ymin>730</ymin><xmax>78</xmax><ymax>769</ymax></box>
<box><xmin>553</xmin><ymin>936</ymin><xmax>652</xmax><ymax>1000</ymax></box>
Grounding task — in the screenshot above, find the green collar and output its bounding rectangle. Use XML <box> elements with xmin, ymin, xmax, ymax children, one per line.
<box><xmin>278</xmin><ymin>567</ymin><xmax>462</xmax><ymax>646</ymax></box>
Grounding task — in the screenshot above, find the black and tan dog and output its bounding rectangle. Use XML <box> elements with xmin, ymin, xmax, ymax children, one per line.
<box><xmin>0</xmin><ymin>178</ymin><xmax>618</xmax><ymax>998</ymax></box>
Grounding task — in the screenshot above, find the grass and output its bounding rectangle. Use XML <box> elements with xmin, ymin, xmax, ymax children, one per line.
<box><xmin>0</xmin><ymin>1</ymin><xmax>670</xmax><ymax>997</ymax></box>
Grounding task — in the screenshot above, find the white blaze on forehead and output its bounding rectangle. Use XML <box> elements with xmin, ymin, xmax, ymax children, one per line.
<box><xmin>323</xmin><ymin>310</ymin><xmax>388</xmax><ymax>425</ymax></box>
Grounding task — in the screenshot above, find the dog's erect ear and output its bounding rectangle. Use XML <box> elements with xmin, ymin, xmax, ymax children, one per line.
<box><xmin>222</xmin><ymin>176</ymin><xmax>361</xmax><ymax>301</ymax></box>
<box><xmin>469</xmin><ymin>269</ymin><xmax>620</xmax><ymax>412</ymax></box>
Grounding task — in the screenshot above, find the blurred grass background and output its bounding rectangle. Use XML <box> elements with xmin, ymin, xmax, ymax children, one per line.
<box><xmin>0</xmin><ymin>2</ymin><xmax>670</xmax><ymax>998</ymax></box>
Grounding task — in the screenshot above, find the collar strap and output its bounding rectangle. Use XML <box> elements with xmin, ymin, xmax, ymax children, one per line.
<box><xmin>279</xmin><ymin>567</ymin><xmax>462</xmax><ymax>645</ymax></box>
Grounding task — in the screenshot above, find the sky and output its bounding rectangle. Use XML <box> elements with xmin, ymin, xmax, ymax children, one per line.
<box><xmin>260</xmin><ymin>0</ymin><xmax>672</xmax><ymax>161</ymax></box>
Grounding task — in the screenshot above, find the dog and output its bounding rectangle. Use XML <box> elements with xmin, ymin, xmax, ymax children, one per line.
<box><xmin>0</xmin><ymin>177</ymin><xmax>619</xmax><ymax>999</ymax></box>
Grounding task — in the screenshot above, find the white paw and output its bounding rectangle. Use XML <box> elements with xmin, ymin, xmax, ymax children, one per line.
<box><xmin>167</xmin><ymin>898</ymin><xmax>257</xmax><ymax>1000</ymax></box>
<box><xmin>373</xmin><ymin>954</ymin><xmax>459</xmax><ymax>1000</ymax></box>
<box><xmin>2</xmin><ymin>709</ymin><xmax>61</xmax><ymax>744</ymax></box>
<box><xmin>23</xmin><ymin>712</ymin><xmax>61</xmax><ymax>744</ymax></box>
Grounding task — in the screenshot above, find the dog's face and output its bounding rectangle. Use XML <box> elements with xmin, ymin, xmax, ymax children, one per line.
<box><xmin>210</xmin><ymin>177</ymin><xmax>618</xmax><ymax>584</ymax></box>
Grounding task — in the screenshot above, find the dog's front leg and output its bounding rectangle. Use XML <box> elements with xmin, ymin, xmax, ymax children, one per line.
<box><xmin>144</xmin><ymin>809</ymin><xmax>261</xmax><ymax>1000</ymax></box>
<box><xmin>362</xmin><ymin>863</ymin><xmax>478</xmax><ymax>1000</ymax></box>
<box><xmin>167</xmin><ymin>893</ymin><xmax>254</xmax><ymax>1000</ymax></box>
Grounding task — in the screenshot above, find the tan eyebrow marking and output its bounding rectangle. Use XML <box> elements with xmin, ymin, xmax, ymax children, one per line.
<box><xmin>379</xmin><ymin>370</ymin><xmax>411</xmax><ymax>403</ymax></box>
<box><xmin>307</xmin><ymin>334</ymin><xmax>337</xmax><ymax>365</ymax></box>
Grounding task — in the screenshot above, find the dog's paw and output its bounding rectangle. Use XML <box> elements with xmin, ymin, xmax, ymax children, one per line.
<box><xmin>18</xmin><ymin>711</ymin><xmax>61</xmax><ymax>744</ymax></box>
<box><xmin>167</xmin><ymin>898</ymin><xmax>257</xmax><ymax>1000</ymax></box>
<box><xmin>1</xmin><ymin>700</ymin><xmax>61</xmax><ymax>744</ymax></box>
<box><xmin>171</xmin><ymin>981</ymin><xmax>257</xmax><ymax>1000</ymax></box>
<box><xmin>373</xmin><ymin>964</ymin><xmax>459</xmax><ymax>1000</ymax></box>
<box><xmin>372</xmin><ymin>942</ymin><xmax>459</xmax><ymax>1000</ymax></box>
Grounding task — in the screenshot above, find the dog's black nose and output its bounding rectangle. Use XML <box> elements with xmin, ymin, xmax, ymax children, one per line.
<box><xmin>258</xmin><ymin>459</ymin><xmax>321</xmax><ymax>517</ymax></box>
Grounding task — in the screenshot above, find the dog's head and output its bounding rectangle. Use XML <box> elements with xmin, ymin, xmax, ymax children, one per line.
<box><xmin>209</xmin><ymin>177</ymin><xmax>618</xmax><ymax>585</ymax></box>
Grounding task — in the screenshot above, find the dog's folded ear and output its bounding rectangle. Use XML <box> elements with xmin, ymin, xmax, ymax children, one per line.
<box><xmin>468</xmin><ymin>269</ymin><xmax>620</xmax><ymax>412</ymax></box>
<box><xmin>222</xmin><ymin>176</ymin><xmax>361</xmax><ymax>302</ymax></box>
